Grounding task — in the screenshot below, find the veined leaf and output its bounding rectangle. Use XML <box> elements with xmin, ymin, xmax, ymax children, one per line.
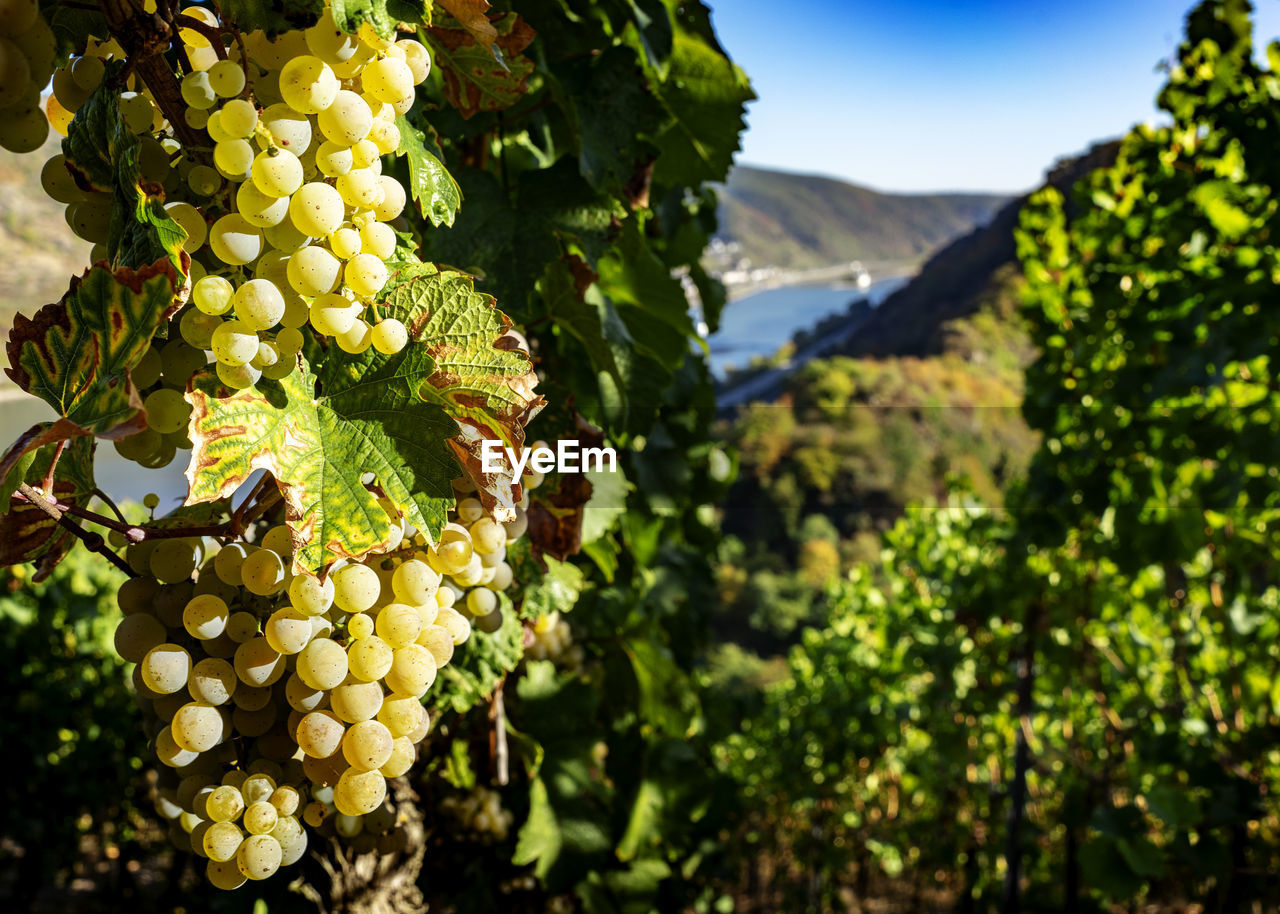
<box><xmin>425</xmin><ymin>12</ymin><xmax>536</xmax><ymax>118</ymax></box>
<box><xmin>218</xmin><ymin>0</ymin><xmax>324</xmax><ymax>34</ymax></box>
<box><xmin>434</xmin><ymin>0</ymin><xmax>496</xmax><ymax>48</ymax></box>
<box><xmin>185</xmin><ymin>351</ymin><xmax>459</xmax><ymax>573</ymax></box>
<box><xmin>395</xmin><ymin>115</ymin><xmax>463</xmax><ymax>227</ymax></box>
<box><xmin>5</xmin><ymin>261</ymin><xmax>184</xmax><ymax>437</ymax></box>
<box><xmin>432</xmin><ymin>595</ymin><xmax>523</xmax><ymax>713</ymax></box>
<box><xmin>0</xmin><ymin>435</ymin><xmax>96</xmax><ymax>576</ymax></box>
<box><xmin>381</xmin><ymin>263</ymin><xmax>544</xmax><ymax>521</ymax></box>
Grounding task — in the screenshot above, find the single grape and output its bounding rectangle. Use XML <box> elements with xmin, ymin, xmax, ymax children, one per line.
<box><xmin>287</xmin><ymin>245</ymin><xmax>341</xmax><ymax>297</ymax></box>
<box><xmin>210</xmin><ymin>320</ymin><xmax>259</xmax><ymax>367</ymax></box>
<box><xmin>236</xmin><ymin>180</ymin><xmax>290</xmax><ymax>228</ymax></box>
<box><xmin>359</xmin><ymin>220</ymin><xmax>396</xmax><ymax>259</ymax></box>
<box><xmin>344</xmin><ymin>253</ymin><xmax>388</xmax><ymax>299</ymax></box>
<box><xmin>372</xmin><ymin>176</ymin><xmax>406</xmax><ymax>222</ymax></box>
<box><xmin>368</xmin><ymin>117</ymin><xmax>401</xmax><ymax>155</ymax></box>
<box><xmin>335</xmin><ymin>319</ymin><xmax>372</xmax><ymax>354</ymax></box>
<box><xmin>315</xmin><ymin>140</ymin><xmax>353</xmax><ymax>177</ymax></box>
<box><xmin>182</xmin><ymin>70</ymin><xmax>217</xmax><ymax>110</ymax></box>
<box><xmin>145</xmin><ymin>387</ymin><xmax>191</xmax><ymax>435</ymax></box>
<box><xmin>189</xmin><ymin>657</ymin><xmax>238</xmax><ymax>705</ymax></box>
<box><xmin>219</xmin><ymin>97</ymin><xmax>258</xmax><ymax>137</ymax></box>
<box><xmin>241</xmin><ymin>547</ymin><xmax>286</xmax><ymax>595</ymax></box>
<box><xmin>362</xmin><ymin>56</ymin><xmax>414</xmax><ymax>104</ymax></box>
<box><xmin>329</xmin><ymin>226</ymin><xmax>362</xmax><ymax>260</ymax></box>
<box><xmin>258</xmin><ymin>102</ymin><xmax>313</xmax><ymax>154</ymax></box>
<box><xmin>370</xmin><ymin>318</ymin><xmax>408</xmax><ymax>355</ymax></box>
<box><xmin>233</xmin><ymin>635</ymin><xmax>286</xmax><ymax>688</ymax></box>
<box><xmin>335</xmin><ymin>168</ymin><xmax>383</xmax><ymax>209</ymax></box>
<box><xmin>309</xmin><ymin>293</ymin><xmax>361</xmax><ymax>337</ymax></box>
<box><xmin>334</xmin><ymin>767</ymin><xmax>386</xmax><ymax>816</ymax></box>
<box><xmin>237</xmin><ymin>834</ymin><xmax>282</xmax><ymax>881</ymax></box>
<box><xmin>317</xmin><ymin>89</ymin><xmax>372</xmax><ymax>145</ymax></box>
<box><xmin>183</xmin><ymin>594</ymin><xmax>230</xmax><ymax>640</ymax></box>
<box><xmin>295</xmin><ymin>637</ymin><xmax>348</xmax><ymax>690</ymax></box>
<box><xmin>288</xmin><ymin>572</ymin><xmax>335</xmax><ymax>615</ymax></box>
<box><xmin>279</xmin><ymin>54</ymin><xmax>338</xmax><ymax>114</ymax></box>
<box><xmin>209</xmin><ymin>214</ymin><xmax>264</xmax><ymax>265</ymax></box>
<box><xmin>333</xmin><ymin>562</ymin><xmax>381</xmax><ymax>613</ymax></box>
<box><xmin>216</xmin><ymin>360</ymin><xmax>262</xmax><ymax>390</ymax></box>
<box><xmin>208</xmin><ymin>58</ymin><xmax>246</xmax><ymax>97</ymax></box>
<box><xmin>289</xmin><ymin>182</ymin><xmax>344</xmax><ymax>237</ymax></box>
<box><xmin>348</xmin><ymin>634</ymin><xmax>393</xmax><ymax>682</ymax></box>
<box><xmin>233</xmin><ymin>278</ymin><xmax>286</xmax><ymax>331</ymax></box>
<box><xmin>252</xmin><ymin>147</ymin><xmax>304</xmax><ymax>197</ymax></box>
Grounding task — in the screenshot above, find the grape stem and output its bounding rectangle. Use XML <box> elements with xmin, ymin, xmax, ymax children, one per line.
<box><xmin>11</xmin><ymin>488</ymin><xmax>225</xmax><ymax>542</ymax></box>
<box><xmin>488</xmin><ymin>679</ymin><xmax>508</xmax><ymax>786</ymax></box>
<box><xmin>14</xmin><ymin>482</ymin><xmax>134</xmax><ymax>576</ymax></box>
<box><xmin>173</xmin><ymin>13</ymin><xmax>228</xmax><ymax>60</ymax></box>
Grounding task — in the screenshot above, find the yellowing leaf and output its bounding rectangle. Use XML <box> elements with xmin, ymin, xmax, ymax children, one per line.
<box><xmin>434</xmin><ymin>0</ymin><xmax>496</xmax><ymax>47</ymax></box>
<box><xmin>425</xmin><ymin>12</ymin><xmax>536</xmax><ymax>118</ymax></box>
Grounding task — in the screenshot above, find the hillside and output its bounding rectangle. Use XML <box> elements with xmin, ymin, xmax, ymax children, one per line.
<box><xmin>0</xmin><ymin>139</ymin><xmax>93</xmax><ymax>341</ymax></box>
<box><xmin>715</xmin><ymin>165</ymin><xmax>1009</xmax><ymax>271</ymax></box>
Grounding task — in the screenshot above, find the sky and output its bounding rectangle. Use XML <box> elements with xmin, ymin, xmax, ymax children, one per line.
<box><xmin>706</xmin><ymin>0</ymin><xmax>1280</xmax><ymax>194</ymax></box>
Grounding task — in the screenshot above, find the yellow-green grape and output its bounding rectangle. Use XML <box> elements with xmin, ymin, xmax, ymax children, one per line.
<box><xmin>206</xmin><ymin>108</ymin><xmax>233</xmax><ymax>143</ymax></box>
<box><xmin>332</xmin><ymin>562</ymin><xmax>381</xmax><ymax>613</ymax></box>
<box><xmin>384</xmin><ymin>644</ymin><xmax>437</xmax><ymax>698</ymax></box>
<box><xmin>207</xmin><ymin>856</ymin><xmax>247</xmax><ymax>890</ymax></box>
<box><xmin>234</xmin><ymin>636</ymin><xmax>286</xmax><ymax>688</ymax></box>
<box><xmin>220</xmin><ymin>97</ymin><xmax>258</xmax><ymax>137</ymax></box>
<box><xmin>276</xmin><ymin>327</ymin><xmax>305</xmax><ymax>358</ymax></box>
<box><xmin>258</xmin><ymin>102</ymin><xmax>313</xmax><ymax>153</ymax></box>
<box><xmin>334</xmin><ymin>812</ymin><xmax>362</xmax><ymax>838</ymax></box>
<box><xmin>343</xmin><ymin>253</ymin><xmax>388</xmax><ymax>299</ymax></box>
<box><xmin>0</xmin><ymin>0</ymin><xmax>38</xmax><ymax>38</ymax></box>
<box><xmin>317</xmin><ymin>88</ymin><xmax>372</xmax><ymax>145</ymax></box>
<box><xmin>465</xmin><ymin>586</ymin><xmax>498</xmax><ymax>618</ymax></box>
<box><xmin>252</xmin><ymin>147</ymin><xmax>304</xmax><ymax>196</ymax></box>
<box><xmin>151</xmin><ymin>537</ymin><xmax>201</xmax><ymax>583</ymax></box>
<box><xmin>243</xmin><ymin>801</ymin><xmax>279</xmax><ymax>836</ymax></box>
<box><xmin>188</xmin><ymin>164</ymin><xmax>222</xmax><ymax>196</ymax></box>
<box><xmin>375</xmin><ymin>603</ymin><xmax>422</xmax><ymax>649</ymax></box>
<box><xmin>210</xmin><ymin>320</ymin><xmax>259</xmax><ymax>367</ymax></box>
<box><xmin>114</xmin><ymin>613</ymin><xmax>167</xmax><ymax>663</ymax></box>
<box><xmin>335</xmin><ymin>168</ymin><xmax>383</xmax><ymax>208</ymax></box>
<box><xmin>263</xmin><ymin>216</ymin><xmax>311</xmax><ymax>252</ymax></box>
<box><xmin>328</xmin><ymin>226</ymin><xmax>362</xmax><ymax>260</ymax></box>
<box><xmin>287</xmin><ymin>245</ymin><xmax>341</xmax><ymax>296</ymax></box>
<box><xmin>172</xmin><ymin>701</ymin><xmax>225</xmax><ymax>752</ymax></box>
<box><xmin>304</xmin><ymin>7</ymin><xmax>360</xmax><ymax>63</ymax></box>
<box><xmin>376</xmin><ymin>696</ymin><xmax>424</xmax><ymax>740</ymax></box>
<box><xmin>430</xmin><ymin>539</ymin><xmax>472</xmax><ymax>576</ymax></box>
<box><xmin>210</xmin><ymin>214</ymin><xmax>264</xmax><ymax>265</ymax></box>
<box><xmin>203</xmin><ymin>820</ymin><xmax>244</xmax><ymax>863</ymax></box>
<box><xmin>225</xmin><ymin>611</ymin><xmax>260</xmax><ymax>644</ymax></box>
<box><xmin>65</xmin><ymin>198</ymin><xmax>111</xmax><ymax>243</ymax></box>
<box><xmin>417</xmin><ymin>625</ymin><xmax>454</xmax><ymax>668</ymax></box>
<box><xmin>207</xmin><ymin>785</ymin><xmax>246</xmax><ymax>823</ymax></box>
<box><xmin>237</xmin><ymin>834</ymin><xmax>282</xmax><ymax>881</ymax></box>
<box><xmin>296</xmin><ymin>637</ymin><xmax>349</xmax><ymax>690</ymax></box>
<box><xmin>213</xmin><ymin>541</ymin><xmax>251</xmax><ymax>585</ymax></box>
<box><xmin>141</xmin><ymin>640</ymin><xmax>193</xmax><ymax>691</ymax></box>
<box><xmin>208</xmin><ymin>58</ymin><xmax>246</xmax><ymax>97</ymax></box>
<box><xmin>241</xmin><ymin>773</ymin><xmax>277</xmax><ymax>804</ymax></box>
<box><xmin>368</xmin><ymin>118</ymin><xmax>400</xmax><ymax>155</ymax></box>
<box><xmin>177</xmin><ymin>5</ymin><xmax>218</xmax><ymax>46</ymax></box>
<box><xmin>289</xmin><ymin>181</ymin><xmax>344</xmax><ymax>237</ymax></box>
<box><xmin>347</xmin><ymin>634</ymin><xmax>393</xmax><ymax>682</ymax></box>
<box><xmin>183</xmin><ymin>594</ymin><xmax>230</xmax><ymax>640</ymax></box>
<box><xmin>241</xmin><ymin>547</ymin><xmax>286</xmax><ymax>595</ymax></box>
<box><xmin>270</xmin><ymin>786</ymin><xmax>301</xmax><ymax>817</ymax></box>
<box><xmin>264</xmin><ymin>606</ymin><xmax>313</xmax><ymax>655</ymax></box>
<box><xmin>309</xmin><ymin>292</ymin><xmax>360</xmax><ymax>336</ymax></box>
<box><xmin>40</xmin><ymin>154</ymin><xmax>82</xmax><ymax>205</ymax></box>
<box><xmin>155</xmin><ymin>725</ymin><xmax>199</xmax><ymax>768</ymax></box>
<box><xmin>144</xmin><ymin>387</ymin><xmax>190</xmax><ymax>434</ymax></box>
<box><xmin>51</xmin><ymin>67</ymin><xmax>88</xmax><ymax>111</ymax></box>
<box><xmin>452</xmin><ymin>554</ymin><xmax>485</xmax><ymax>588</ymax></box>
<box><xmin>347</xmin><ymin>612</ymin><xmax>374</xmax><ymax>640</ymax></box>
<box><xmin>490</xmin><ymin>562</ymin><xmax>514</xmax><ymax>590</ymax></box>
<box><xmin>342</xmin><ymin>719</ymin><xmax>393</xmax><ymax>771</ymax></box>
<box><xmin>380</xmin><ymin>736</ymin><xmax>415</xmax><ymax>777</ymax></box>
<box><xmin>302</xmin><ymin>801</ymin><xmax>328</xmax><ymax>829</ymax></box>
<box><xmin>504</xmin><ymin>508</ymin><xmax>529</xmax><ymax>541</ymax></box>
<box><xmin>330</xmin><ymin>676</ymin><xmax>384</xmax><ymax>723</ymax></box>
<box><xmin>189</xmin><ymin>657</ymin><xmax>237</xmax><ymax>705</ymax></box>
<box><xmin>284</xmin><ymin>672</ymin><xmax>325</xmax><ymax>713</ymax></box>
<box><xmin>0</xmin><ymin>89</ymin><xmax>47</xmax><ymax>152</ymax></box>
<box><xmin>391</xmin><ymin>558</ymin><xmax>440</xmax><ymax>605</ymax></box>
<box><xmin>455</xmin><ymin>497</ymin><xmax>484</xmax><ymax>524</ymax></box>
<box><xmin>182</xmin><ymin>70</ymin><xmax>217</xmax><ymax>110</ymax></box>
<box><xmin>233</xmin><ymin>278</ymin><xmax>286</xmax><ymax>331</ymax></box>
<box><xmin>335</xmin><ymin>318</ymin><xmax>372</xmax><ymax>354</ymax></box>
<box><xmin>213</xmin><ymin>137</ymin><xmax>254</xmax><ymax>178</ymax></box>
<box><xmin>235</xmin><ymin>180</ymin><xmax>290</xmax><ymax>228</ymax></box>
<box><xmin>288</xmin><ymin>572</ymin><xmax>335</xmax><ymax>616</ymax></box>
<box><xmin>470</xmin><ymin>517</ymin><xmax>506</xmax><ymax>555</ymax></box>
<box><xmin>279</xmin><ymin>54</ymin><xmax>338</xmax><ymax>114</ymax></box>
<box><xmin>181</xmin><ymin>308</ymin><xmax>222</xmax><ymax>350</ymax></box>
<box><xmin>434</xmin><ymin>605</ymin><xmax>472</xmax><ymax>646</ymax></box>
<box><xmin>315</xmin><ymin>139</ymin><xmax>353</xmax><ymax>177</ymax></box>
<box><xmin>216</xmin><ymin>361</ymin><xmax>262</xmax><ymax>391</ymax></box>
<box><xmin>193</xmin><ymin>275</ymin><xmax>235</xmax><ymax>316</ymax></box>
<box><xmin>334</xmin><ymin>767</ymin><xmax>386</xmax><ymax>816</ymax></box>
<box><xmin>370</xmin><ymin>318</ymin><xmax>408</xmax><ymax>355</ymax></box>
<box><xmin>362</xmin><ymin>56</ymin><xmax>414</xmax><ymax>104</ymax></box>
<box><xmin>373</xmin><ymin>176</ymin><xmax>406</xmax><ymax>221</ymax></box>
<box><xmin>360</xmin><ymin>220</ymin><xmax>396</xmax><ymax>259</ymax></box>
<box><xmin>350</xmin><ymin>138</ymin><xmax>379</xmax><ymax>169</ymax></box>
<box><xmin>296</xmin><ymin>709</ymin><xmax>345</xmax><ymax>758</ymax></box>
<box><xmin>165</xmin><ymin>201</ymin><xmax>208</xmax><ymax>250</ymax></box>
<box><xmin>397</xmin><ymin>38</ymin><xmax>431</xmax><ymax>84</ymax></box>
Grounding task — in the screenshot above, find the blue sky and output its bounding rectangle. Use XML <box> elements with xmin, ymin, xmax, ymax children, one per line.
<box><xmin>707</xmin><ymin>0</ymin><xmax>1280</xmax><ymax>193</ymax></box>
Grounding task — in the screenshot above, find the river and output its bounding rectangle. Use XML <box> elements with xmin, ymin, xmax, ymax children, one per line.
<box><xmin>708</xmin><ymin>276</ymin><xmax>906</xmax><ymax>379</ymax></box>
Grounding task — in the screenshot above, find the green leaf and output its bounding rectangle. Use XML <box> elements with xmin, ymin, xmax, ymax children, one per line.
<box><xmin>513</xmin><ymin>775</ymin><xmax>560</xmax><ymax>877</ymax></box>
<box><xmin>1190</xmin><ymin>180</ymin><xmax>1252</xmax><ymax>239</ymax></box>
<box><xmin>380</xmin><ymin>263</ymin><xmax>544</xmax><ymax>519</ymax></box>
<box><xmin>395</xmin><ymin>115</ymin><xmax>463</xmax><ymax>227</ymax></box>
<box><xmin>563</xmin><ymin>46</ymin><xmax>664</xmax><ymax>195</ymax></box>
<box><xmin>330</xmin><ymin>0</ymin><xmax>397</xmax><ymax>36</ymax></box>
<box><xmin>623</xmin><ymin>635</ymin><xmax>701</xmax><ymax>738</ymax></box>
<box><xmin>432</xmin><ymin>596</ymin><xmax>523</xmax><ymax>713</ymax></box>
<box><xmin>218</xmin><ymin>0</ymin><xmax>324</xmax><ymax>34</ymax></box>
<box><xmin>597</xmin><ymin>219</ymin><xmax>697</xmax><ymax>365</ymax></box>
<box><xmin>581</xmin><ymin>464</ymin><xmax>630</xmax><ymax>544</ymax></box>
<box><xmin>520</xmin><ymin>555</ymin><xmax>587</xmax><ymax>620</ymax></box>
<box><xmin>651</xmin><ymin>29</ymin><xmax>753</xmax><ymax>188</ymax></box>
<box><xmin>425</xmin><ymin>12</ymin><xmax>536</xmax><ymax>118</ymax></box>
<box><xmin>63</xmin><ymin>64</ymin><xmax>188</xmax><ymax>274</ymax></box>
<box><xmin>0</xmin><ymin>432</ymin><xmax>97</xmax><ymax>572</ymax></box>
<box><xmin>185</xmin><ymin>351</ymin><xmax>459</xmax><ymax>572</ymax></box>
<box><xmin>5</xmin><ymin>261</ymin><xmax>183</xmax><ymax>436</ymax></box>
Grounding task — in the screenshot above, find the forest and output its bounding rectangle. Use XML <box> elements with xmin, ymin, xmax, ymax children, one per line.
<box><xmin>2</xmin><ymin>0</ymin><xmax>1278</xmax><ymax>913</ymax></box>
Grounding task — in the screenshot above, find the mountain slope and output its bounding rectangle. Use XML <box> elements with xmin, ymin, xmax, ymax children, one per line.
<box><xmin>716</xmin><ymin>165</ymin><xmax>1009</xmax><ymax>271</ymax></box>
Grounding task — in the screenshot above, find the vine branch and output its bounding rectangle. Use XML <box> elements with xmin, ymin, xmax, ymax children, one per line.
<box><xmin>16</xmin><ymin>482</ymin><xmax>134</xmax><ymax>576</ymax></box>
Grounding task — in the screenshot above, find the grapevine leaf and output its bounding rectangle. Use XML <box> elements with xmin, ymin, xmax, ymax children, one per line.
<box><xmin>218</xmin><ymin>0</ymin><xmax>324</xmax><ymax>34</ymax></box>
<box><xmin>329</xmin><ymin>0</ymin><xmax>397</xmax><ymax>37</ymax></box>
<box><xmin>5</xmin><ymin>261</ymin><xmax>184</xmax><ymax>437</ymax></box>
<box><xmin>0</xmin><ymin>433</ymin><xmax>96</xmax><ymax>575</ymax></box>
<box><xmin>597</xmin><ymin>219</ymin><xmax>697</xmax><ymax>366</ymax></box>
<box><xmin>622</xmin><ymin>636</ymin><xmax>701</xmax><ymax>738</ymax></box>
<box><xmin>432</xmin><ymin>596</ymin><xmax>523</xmax><ymax>713</ymax></box>
<box><xmin>185</xmin><ymin>352</ymin><xmax>459</xmax><ymax>573</ymax></box>
<box><xmin>433</xmin><ymin>0</ymin><xmax>496</xmax><ymax>48</ymax></box>
<box><xmin>512</xmin><ymin>775</ymin><xmax>560</xmax><ymax>876</ymax></box>
<box><xmin>518</xmin><ymin>556</ymin><xmax>586</xmax><ymax>621</ymax></box>
<box><xmin>615</xmin><ymin>740</ymin><xmax>704</xmax><ymax>861</ymax></box>
<box><xmin>63</xmin><ymin>63</ymin><xmax>189</xmax><ymax>275</ymax></box>
<box><xmin>381</xmin><ymin>263</ymin><xmax>545</xmax><ymax>521</ymax></box>
<box><xmin>394</xmin><ymin>115</ymin><xmax>463</xmax><ymax>227</ymax></box>
<box><xmin>425</xmin><ymin>12</ymin><xmax>536</xmax><ymax>118</ymax></box>
<box><xmin>651</xmin><ymin>30</ymin><xmax>754</xmax><ymax>188</ymax></box>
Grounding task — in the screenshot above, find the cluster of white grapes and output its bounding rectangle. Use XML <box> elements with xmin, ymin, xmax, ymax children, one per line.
<box><xmin>525</xmin><ymin>612</ymin><xmax>581</xmax><ymax>667</ymax></box>
<box><xmin>28</xmin><ymin>1</ymin><xmax>430</xmax><ymax>463</ymax></box>
<box><xmin>438</xmin><ymin>786</ymin><xmax>515</xmax><ymax>843</ymax></box>
<box><xmin>0</xmin><ymin>0</ymin><xmax>55</xmax><ymax>153</ymax></box>
<box><xmin>113</xmin><ymin>479</ymin><xmax>531</xmax><ymax>889</ymax></box>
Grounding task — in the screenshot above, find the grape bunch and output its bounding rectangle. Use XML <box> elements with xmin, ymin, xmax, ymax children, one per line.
<box><xmin>0</xmin><ymin>0</ymin><xmax>55</xmax><ymax>153</ymax></box>
<box><xmin>438</xmin><ymin>786</ymin><xmax>515</xmax><ymax>843</ymax></box>
<box><xmin>113</xmin><ymin>476</ymin><xmax>533</xmax><ymax>889</ymax></box>
<box><xmin>524</xmin><ymin>612</ymin><xmax>581</xmax><ymax>667</ymax></box>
